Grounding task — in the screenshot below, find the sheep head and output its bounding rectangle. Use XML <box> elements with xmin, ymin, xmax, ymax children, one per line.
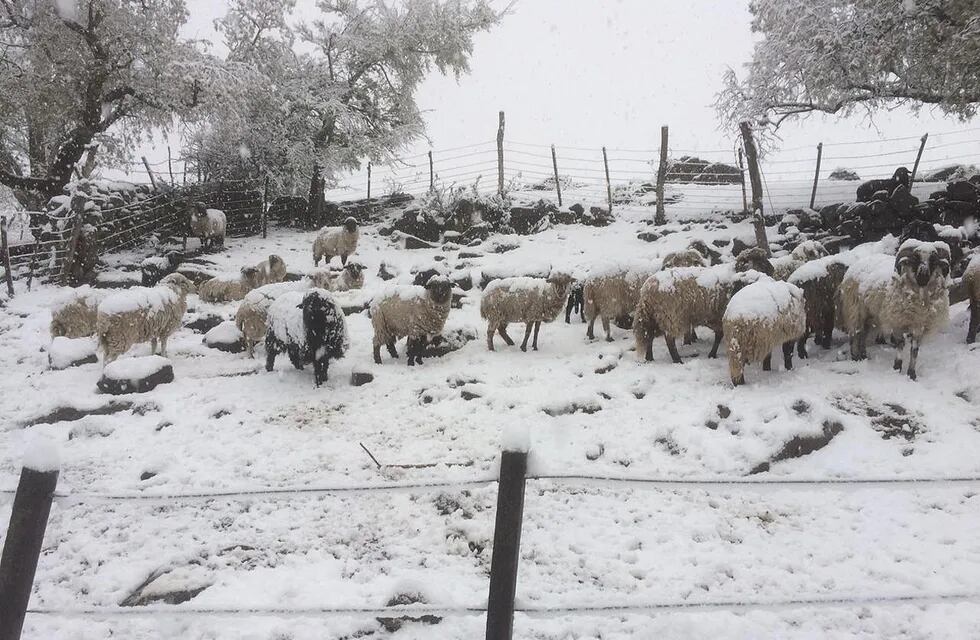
<box><xmin>241</xmin><ymin>266</ymin><xmax>261</xmax><ymax>287</ymax></box>
<box><xmin>688</xmin><ymin>239</ymin><xmax>711</xmax><ymax>259</ymax></box>
<box><xmin>546</xmin><ymin>270</ymin><xmax>574</xmax><ymax>296</ymax></box>
<box><xmin>160</xmin><ymin>272</ymin><xmax>196</xmax><ymax>295</ymax></box>
<box><xmin>895</xmin><ymin>240</ymin><xmax>951</xmax><ymax>288</ymax></box>
<box><xmin>734</xmin><ymin>247</ymin><xmax>775</xmax><ymax>277</ymax></box>
<box><xmin>893</xmin><ymin>166</ymin><xmax>911</xmax><ymax>187</ymax></box>
<box><xmin>345</xmin><ymin>262</ymin><xmax>365</xmax><ymax>279</ymax></box>
<box><xmin>343</xmin><ymin>217</ymin><xmax>358</xmax><ymax>233</ymax></box>
<box><xmin>191</xmin><ymin>201</ymin><xmax>207</xmax><ymax>220</ymax></box>
<box><xmin>269</xmin><ymin>255</ymin><xmax>285</xmax><ymax>269</ymax></box>
<box><xmin>424</xmin><ymin>276</ymin><xmax>453</xmax><ymax>305</ymax></box>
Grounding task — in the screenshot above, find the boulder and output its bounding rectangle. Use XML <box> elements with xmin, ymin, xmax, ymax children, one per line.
<box><xmin>175</xmin><ymin>264</ymin><xmax>216</xmax><ymax>286</ymax></box>
<box><xmin>48</xmin><ymin>337</ymin><xmax>98</xmax><ymax>370</ymax></box>
<box><xmin>947</xmin><ymin>180</ymin><xmax>979</xmax><ymax>203</ymax></box>
<box><xmin>819</xmin><ymin>202</ymin><xmax>845</xmax><ymax>228</ymax></box>
<box><xmin>450</xmin><ymin>271</ymin><xmax>473</xmax><ymax>291</ymax></box>
<box><xmin>393</xmin><ymin>208</ymin><xmax>442</xmax><ymax>242</ymax></box>
<box><xmin>731</xmin><ymin>237</ymin><xmax>752</xmax><ymax>257</ymax></box>
<box><xmin>828</xmin><ymin>168</ymin><xmax>860</xmax><ymax>181</ymax></box>
<box><xmin>350</xmin><ymin>368</ymin><xmax>374</xmax><ymax>386</ymax></box>
<box><xmin>422</xmin><ymin>327</ymin><xmax>478</xmax><ymax>358</ymax></box>
<box><xmin>637</xmin><ymin>230</ymin><xmax>660</xmax><ymax>243</ymax></box>
<box><xmin>98</xmin><ymin>356</ymin><xmax>174</xmax><ymax>395</ymax></box>
<box><xmin>400</xmin><ymin>233</ymin><xmax>438</xmax><ymax>250</ymax></box>
<box><xmin>203</xmin><ymin>321</ymin><xmax>245</xmax><ymax>353</ymax></box>
<box><xmin>184</xmin><ymin>313</ymin><xmax>224</xmax><ymax>334</ymax></box>
<box><xmin>889</xmin><ymin>184</ymin><xmax>919</xmax><ymax>217</ymax></box>
<box><xmin>378</xmin><ymin>262</ymin><xmax>398</xmax><ymax>281</ymax></box>
<box><xmin>461</xmin><ymin>223</ymin><xmax>491</xmax><ymax>244</ymax></box>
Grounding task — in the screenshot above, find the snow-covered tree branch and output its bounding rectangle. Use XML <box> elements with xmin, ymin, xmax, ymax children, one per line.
<box><xmin>716</xmin><ymin>0</ymin><xmax>980</xmax><ymax>130</ymax></box>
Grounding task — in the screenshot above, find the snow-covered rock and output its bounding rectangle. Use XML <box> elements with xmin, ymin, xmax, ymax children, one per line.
<box><xmin>203</xmin><ymin>320</ymin><xmax>245</xmax><ymax>353</ymax></box>
<box><xmin>97</xmin><ymin>355</ymin><xmax>174</xmax><ymax>394</ymax></box>
<box><xmin>48</xmin><ymin>336</ymin><xmax>98</xmax><ymax>370</ymax></box>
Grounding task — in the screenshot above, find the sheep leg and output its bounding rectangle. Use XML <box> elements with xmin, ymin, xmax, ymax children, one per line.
<box><xmin>601</xmin><ymin>317</ymin><xmax>613</xmax><ymax>342</ymax></box>
<box><xmin>762</xmin><ymin>353</ymin><xmax>772</xmax><ymax>371</ymax></box>
<box><xmin>532</xmin><ymin>322</ymin><xmax>541</xmax><ymax>351</ymax></box>
<box><xmin>287</xmin><ymin>344</ymin><xmax>304</xmax><ymax>370</ymax></box>
<box><xmin>579</xmin><ymin>306</ymin><xmax>585</xmax><ymax>323</ymax></box>
<box><xmin>797</xmin><ymin>334</ymin><xmax>809</xmax><ymax>359</ymax></box>
<box><xmin>586</xmin><ymin>316</ymin><xmax>597</xmax><ymax>340</ymax></box>
<box><xmin>313</xmin><ymin>356</ymin><xmax>328</xmax><ymax>387</ymax></box>
<box><xmin>159</xmin><ymin>335</ymin><xmax>169</xmax><ymax>357</ymax></box>
<box><xmin>407</xmin><ymin>337</ymin><xmax>416</xmax><ymax>366</ymax></box>
<box><xmin>373</xmin><ymin>342</ymin><xmax>383</xmax><ymax>365</ymax></box>
<box><xmin>266</xmin><ymin>345</ymin><xmax>277</xmax><ymax>372</ymax></box>
<box><xmin>341</xmin><ymin>254</ymin><xmax>348</xmax><ymax>266</ymax></box>
<box><xmin>664</xmin><ymin>336</ymin><xmax>683</xmax><ymax>364</ymax></box>
<box><xmin>386</xmin><ymin>341</ymin><xmax>399</xmax><ymax>358</ymax></box>
<box><xmin>486</xmin><ymin>323</ymin><xmax>496</xmax><ymax>351</ymax></box>
<box><xmin>893</xmin><ymin>334</ymin><xmax>906</xmax><ymax>372</ymax></box>
<box><xmin>967</xmin><ymin>300</ymin><xmax>979</xmax><ymax>344</ymax></box>
<box><xmin>907</xmin><ymin>335</ymin><xmax>920</xmax><ymax>381</ymax></box>
<box><xmin>683</xmin><ymin>327</ymin><xmax>696</xmax><ymax>345</ymax></box>
<box><xmin>645</xmin><ymin>341</ymin><xmax>653</xmax><ymax>362</ymax></box>
<box><xmin>708</xmin><ymin>330</ymin><xmax>723</xmax><ymax>359</ymax></box>
<box><xmin>520</xmin><ymin>323</ymin><xmax>533</xmax><ymax>352</ymax></box>
<box><xmin>498</xmin><ymin>325</ymin><xmax>515</xmax><ymax>346</ymax></box>
<box><xmin>783</xmin><ymin>340</ymin><xmax>794</xmax><ymax>371</ymax></box>
<box><xmin>565</xmin><ymin>298</ymin><xmax>573</xmax><ymax>324</ymax></box>
<box><xmin>150</xmin><ymin>337</ymin><xmax>158</xmax><ymax>355</ymax></box>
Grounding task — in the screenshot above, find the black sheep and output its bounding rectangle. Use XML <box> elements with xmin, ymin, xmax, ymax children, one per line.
<box><xmin>856</xmin><ymin>167</ymin><xmax>911</xmax><ymax>202</ymax></box>
<box><xmin>265</xmin><ymin>289</ymin><xmax>349</xmax><ymax>387</ymax></box>
<box><xmin>565</xmin><ymin>281</ymin><xmax>585</xmax><ymax>323</ymax></box>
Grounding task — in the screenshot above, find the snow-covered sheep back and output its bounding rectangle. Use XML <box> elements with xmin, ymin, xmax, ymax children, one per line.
<box><xmin>199</xmin><ymin>267</ymin><xmax>262</xmax><ymax>303</ymax></box>
<box><xmin>723</xmin><ymin>279</ymin><xmax>806</xmax><ymax>385</ymax></box>
<box><xmin>50</xmin><ymin>285</ymin><xmax>102</xmax><ymax>338</ymax></box>
<box><xmin>235</xmin><ymin>280</ymin><xmax>312</xmax><ymax>356</ymax></box>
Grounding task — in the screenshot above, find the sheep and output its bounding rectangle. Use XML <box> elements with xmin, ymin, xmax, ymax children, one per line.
<box><xmin>313</xmin><ymin>217</ymin><xmax>359</xmax><ymax>266</ymax></box>
<box><xmin>199</xmin><ymin>267</ymin><xmax>262</xmax><ymax>303</ymax></box>
<box><xmin>633</xmin><ymin>264</ymin><xmax>771</xmax><ymax>364</ymax></box>
<box><xmin>856</xmin><ymin>167</ymin><xmax>911</xmax><ymax>202</ymax></box>
<box><xmin>50</xmin><ymin>286</ymin><xmax>101</xmax><ymax>338</ymax></box>
<box><xmin>370</xmin><ymin>276</ymin><xmax>453</xmax><ymax>365</ymax></box>
<box><xmin>255</xmin><ymin>254</ymin><xmax>287</xmax><ymax>286</ymax></box>
<box><xmin>265</xmin><ymin>288</ymin><xmax>348</xmax><ymax>387</ymax></box>
<box><xmin>837</xmin><ymin>239</ymin><xmax>951</xmax><ymax>380</ymax></box>
<box><xmin>661</xmin><ymin>248</ymin><xmax>710</xmax><ymax>344</ymax></box>
<box><xmin>96</xmin><ymin>273</ymin><xmax>196</xmax><ymax>364</ymax></box>
<box><xmin>565</xmin><ymin>281</ymin><xmax>585</xmax><ymax>324</ymax></box>
<box><xmin>786</xmin><ymin>254</ymin><xmax>854</xmax><ymax>358</ymax></box>
<box><xmin>481</xmin><ymin>271</ymin><xmax>574</xmax><ymax>352</ymax></box>
<box><xmin>189</xmin><ymin>202</ymin><xmax>227</xmax><ymax>250</ymax></box>
<box><xmin>770</xmin><ymin>240</ymin><xmax>829</xmax><ymax>281</ymax></box>
<box><xmin>723</xmin><ymin>280</ymin><xmax>806</xmax><ymax>386</ymax></box>
<box><xmin>309</xmin><ymin>262</ymin><xmax>366</xmax><ymax>292</ymax></box>
<box><xmin>734</xmin><ymin>247</ymin><xmax>777</xmax><ymax>277</ymax></box>
<box><xmin>583</xmin><ymin>261</ymin><xmax>661</xmax><ymax>342</ymax></box>
<box><xmin>965</xmin><ymin>254</ymin><xmax>980</xmax><ymax>343</ymax></box>
<box><xmin>235</xmin><ymin>281</ymin><xmax>311</xmax><ymax>357</ymax></box>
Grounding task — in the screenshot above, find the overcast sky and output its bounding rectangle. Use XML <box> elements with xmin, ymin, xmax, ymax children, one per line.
<box><xmin>133</xmin><ymin>0</ymin><xmax>977</xmax><ymax>185</ymax></box>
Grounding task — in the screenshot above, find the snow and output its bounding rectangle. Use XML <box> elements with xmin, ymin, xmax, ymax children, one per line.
<box><xmin>483</xmin><ymin>275</ymin><xmax>550</xmax><ymax>295</ymax></box>
<box><xmin>899</xmin><ymin>238</ymin><xmax>950</xmax><ymax>255</ymax></box>
<box><xmin>98</xmin><ymin>285</ymin><xmax>178</xmax><ymax>315</ymax></box>
<box><xmin>22</xmin><ymin>435</ymin><xmax>61</xmax><ymax>472</ymax></box>
<box><xmin>50</xmin><ymin>285</ymin><xmax>100</xmax><ymax>313</ymax></box>
<box><xmin>268</xmin><ymin>290</ymin><xmax>308</xmax><ymax>344</ymax></box>
<box><xmin>788</xmin><ymin>253</ymin><xmax>856</xmax><ymax>284</ymax></box>
<box><xmin>3</xmin><ymin>189</ymin><xmax>980</xmax><ymax>639</ymax></box>
<box><xmin>204</xmin><ymin>321</ymin><xmax>243</xmax><ymax>346</ymax></box>
<box><xmin>501</xmin><ymin>423</ymin><xmax>531</xmax><ymax>453</ymax></box>
<box><xmin>724</xmin><ymin>280</ymin><xmax>804</xmax><ymax>321</ymax></box>
<box><xmin>847</xmin><ymin>254</ymin><xmax>897</xmax><ymax>293</ymax></box>
<box><xmin>102</xmin><ymin>355</ymin><xmax>172</xmax><ymax>382</ymax></box>
<box><xmin>48</xmin><ymin>336</ymin><xmax>97</xmax><ymax>369</ymax></box>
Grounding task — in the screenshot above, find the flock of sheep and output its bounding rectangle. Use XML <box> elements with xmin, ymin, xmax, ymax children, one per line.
<box><xmin>46</xmin><ymin>202</ymin><xmax>980</xmax><ymax>388</ymax></box>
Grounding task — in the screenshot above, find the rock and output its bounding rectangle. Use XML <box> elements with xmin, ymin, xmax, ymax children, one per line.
<box><xmin>872</xmin><ymin>189</ymin><xmax>891</xmax><ymax>202</ymax></box>
<box><xmin>392</xmin><ymin>208</ymin><xmax>442</xmax><ymax>242</ymax></box>
<box><xmin>458</xmin><ymin>251</ymin><xmax>483</xmax><ymax>259</ymax></box>
<box><xmin>204</xmin><ymin>321</ymin><xmax>245</xmax><ymax>353</ymax></box>
<box><xmin>460</xmin><ymin>223</ymin><xmax>491</xmax><ymax>243</ymax></box>
<box><xmin>487</xmin><ymin>239</ymin><xmax>520</xmax><ymax>254</ymax></box>
<box><xmin>947</xmin><ymin>180</ymin><xmax>979</xmax><ymax>203</ymax></box>
<box><xmin>350</xmin><ymin>369</ymin><xmax>374</xmax><ymax>386</ymax></box>
<box><xmin>401</xmin><ymin>233</ymin><xmax>438</xmax><ymax>250</ymax></box>
<box><xmin>377</xmin><ymin>225</ymin><xmax>394</xmax><ymax>237</ymax></box>
<box><xmin>711</xmin><ymin>238</ymin><xmax>729</xmax><ymax>248</ymax></box>
<box><xmin>450</xmin><ymin>271</ymin><xmax>473</xmax><ymax>291</ymax></box>
<box><xmin>422</xmin><ymin>327</ymin><xmax>477</xmax><ymax>358</ymax></box>
<box><xmin>433</xmin><ymin>254</ymin><xmax>446</xmax><ymax>262</ymax></box>
<box><xmin>819</xmin><ymin>203</ymin><xmax>845</xmax><ymax>228</ymax></box>
<box><xmin>378</xmin><ymin>262</ymin><xmax>398</xmax><ymax>281</ymax></box>
<box><xmin>691</xmin><ymin>161</ymin><xmax>742</xmax><ymax>184</ymax></box>
<box><xmin>412</xmin><ymin>267</ymin><xmax>448</xmax><ymax>286</ymax></box>
<box><xmin>899</xmin><ymin>219</ymin><xmax>940</xmax><ymax>245</ymax></box>
<box><xmin>48</xmin><ymin>337</ymin><xmax>98</xmax><ymax>370</ymax></box>
<box><xmin>569</xmin><ymin>203</ymin><xmax>585</xmax><ymax>215</ymax></box>
<box><xmin>828</xmin><ymin>168</ymin><xmax>860</xmax><ymax>181</ymax></box>
<box><xmin>509</xmin><ymin>200</ymin><xmax>558</xmax><ymax>234</ymax></box>
<box><xmin>98</xmin><ymin>356</ymin><xmax>174</xmax><ymax>395</ymax></box>
<box><xmin>175</xmin><ymin>264</ymin><xmax>216</xmax><ymax>286</ymax></box>
<box><xmin>889</xmin><ymin>184</ymin><xmax>919</xmax><ymax>217</ymax></box>
<box><xmin>731</xmin><ymin>237</ymin><xmax>752</xmax><ymax>256</ymax></box>
<box><xmin>586</xmin><ymin>206</ymin><xmax>614</xmax><ymax>226</ymax></box>
<box><xmin>120</xmin><ymin>568</ymin><xmax>211</xmax><ymax>607</ymax></box>
<box><xmin>140</xmin><ymin>252</ymin><xmax>182</xmax><ymax>286</ymax></box>
<box><xmin>637</xmin><ymin>230</ymin><xmax>660</xmax><ymax>243</ymax></box>
<box><xmin>451</xmin><ymin>292</ymin><xmax>465</xmax><ymax>309</ymax></box>
<box><xmin>184</xmin><ymin>313</ymin><xmax>224</xmax><ymax>334</ymax></box>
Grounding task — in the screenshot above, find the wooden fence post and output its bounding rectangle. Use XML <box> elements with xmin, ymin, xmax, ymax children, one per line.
<box><xmin>1</xmin><ymin>217</ymin><xmax>13</xmax><ymax>297</ymax></box>
<box><xmin>25</xmin><ymin>238</ymin><xmax>40</xmax><ymax>292</ymax></box>
<box><xmin>738</xmin><ymin>121</ymin><xmax>770</xmax><ymax>255</ymax></box>
<box><xmin>0</xmin><ymin>455</ymin><xmax>60</xmax><ymax>640</ymax></box>
<box><xmin>428</xmin><ymin>151</ymin><xmax>435</xmax><ymax>193</ymax></box>
<box><xmin>262</xmin><ymin>176</ymin><xmax>270</xmax><ymax>240</ymax></box>
<box><xmin>485</xmin><ymin>446</ymin><xmax>528</xmax><ymax>640</ymax></box>
<box><xmin>141</xmin><ymin>156</ymin><xmax>158</xmax><ymax>190</ymax></box>
<box><xmin>655</xmin><ymin>126</ymin><xmax>669</xmax><ymax>225</ymax></box>
<box><xmin>737</xmin><ymin>148</ymin><xmax>749</xmax><ymax>215</ymax></box>
<box><xmin>602</xmin><ymin>146</ymin><xmax>613</xmax><ymax>214</ymax></box>
<box><xmin>497</xmin><ymin>111</ymin><xmax>505</xmax><ymax>196</ymax></box>
<box><xmin>911</xmin><ymin>133</ymin><xmax>929</xmax><ymax>183</ymax></box>
<box><xmin>550</xmin><ymin>145</ymin><xmax>562</xmax><ymax>207</ymax></box>
<box><xmin>167</xmin><ymin>146</ymin><xmax>175</xmax><ymax>186</ymax></box>
<box><xmin>60</xmin><ymin>195</ymin><xmax>86</xmax><ymax>286</ymax></box>
<box><xmin>367</xmin><ymin>162</ymin><xmax>372</xmax><ymax>200</ymax></box>
<box><xmin>809</xmin><ymin>142</ymin><xmax>823</xmax><ymax>209</ymax></box>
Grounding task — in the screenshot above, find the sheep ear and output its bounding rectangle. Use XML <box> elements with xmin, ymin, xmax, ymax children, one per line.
<box><xmin>894</xmin><ymin>249</ymin><xmax>912</xmax><ymax>273</ymax></box>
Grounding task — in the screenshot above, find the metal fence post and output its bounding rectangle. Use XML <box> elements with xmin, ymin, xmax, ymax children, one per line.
<box><xmin>485</xmin><ymin>446</ymin><xmax>528</xmax><ymax>640</ymax></box>
<box><xmin>0</xmin><ymin>453</ymin><xmax>60</xmax><ymax>640</ymax></box>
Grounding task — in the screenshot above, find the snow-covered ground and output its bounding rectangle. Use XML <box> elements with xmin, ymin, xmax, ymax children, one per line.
<box><xmin>2</xmin><ymin>181</ymin><xmax>980</xmax><ymax>639</ymax></box>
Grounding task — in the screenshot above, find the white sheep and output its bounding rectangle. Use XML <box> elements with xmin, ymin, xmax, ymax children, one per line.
<box><xmin>480</xmin><ymin>271</ymin><xmax>573</xmax><ymax>352</ymax></box>
<box><xmin>309</xmin><ymin>262</ymin><xmax>365</xmax><ymax>292</ymax></box>
<box><xmin>189</xmin><ymin>202</ymin><xmax>227</xmax><ymax>251</ymax></box>
<box><xmin>313</xmin><ymin>217</ymin><xmax>359</xmax><ymax>266</ymax></box>
<box><xmin>583</xmin><ymin>261</ymin><xmax>661</xmax><ymax>342</ymax></box>
<box><xmin>96</xmin><ymin>273</ymin><xmax>196</xmax><ymax>363</ymax></box>
<box><xmin>255</xmin><ymin>254</ymin><xmax>287</xmax><ymax>286</ymax></box>
<box><xmin>199</xmin><ymin>266</ymin><xmax>262</xmax><ymax>303</ymax></box>
<box><xmin>50</xmin><ymin>286</ymin><xmax>102</xmax><ymax>338</ymax></box>
<box><xmin>723</xmin><ymin>279</ymin><xmax>806</xmax><ymax>385</ymax></box>
<box><xmin>370</xmin><ymin>276</ymin><xmax>453</xmax><ymax>365</ymax></box>
<box><xmin>770</xmin><ymin>240</ymin><xmax>830</xmax><ymax>281</ymax></box>
<box><xmin>633</xmin><ymin>264</ymin><xmax>770</xmax><ymax>364</ymax></box>
<box><xmin>235</xmin><ymin>280</ymin><xmax>311</xmax><ymax>357</ymax></box>
<box><xmin>837</xmin><ymin>239</ymin><xmax>951</xmax><ymax>380</ymax></box>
